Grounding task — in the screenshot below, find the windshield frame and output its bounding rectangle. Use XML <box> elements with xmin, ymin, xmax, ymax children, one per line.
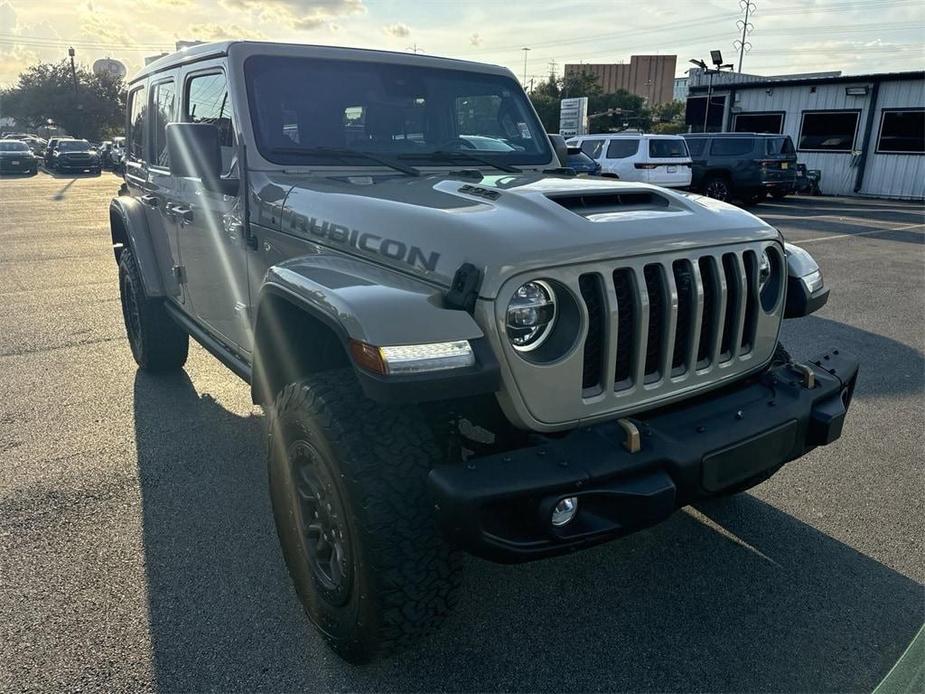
<box><xmin>241</xmin><ymin>53</ymin><xmax>553</xmax><ymax>170</ymax></box>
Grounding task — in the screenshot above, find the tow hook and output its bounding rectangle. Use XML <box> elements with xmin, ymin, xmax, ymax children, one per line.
<box><xmin>791</xmin><ymin>363</ymin><xmax>816</xmax><ymax>389</ymax></box>
<box><xmin>617</xmin><ymin>418</ymin><xmax>641</xmax><ymax>453</ymax></box>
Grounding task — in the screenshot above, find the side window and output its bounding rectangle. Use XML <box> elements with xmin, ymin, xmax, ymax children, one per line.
<box><xmin>127</xmin><ymin>85</ymin><xmax>147</xmax><ymax>161</ymax></box>
<box><xmin>876</xmin><ymin>109</ymin><xmax>924</xmax><ymax>154</ymax></box>
<box><xmin>151</xmin><ymin>80</ymin><xmax>176</xmax><ymax>168</ymax></box>
<box><xmin>580</xmin><ymin>139</ymin><xmax>604</xmax><ymax>158</ymax></box>
<box><xmin>185</xmin><ymin>72</ymin><xmax>235</xmax><ymax>173</ymax></box>
<box><xmin>685</xmin><ymin>139</ymin><xmax>706</xmax><ymax>157</ymax></box>
<box><xmin>710</xmin><ymin>138</ymin><xmax>754</xmax><ymax>156</ymax></box>
<box><xmin>606</xmin><ymin>139</ymin><xmax>639</xmax><ymax>158</ymax></box>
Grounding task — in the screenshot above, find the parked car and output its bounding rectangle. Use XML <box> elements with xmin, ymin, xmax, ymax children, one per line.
<box><xmin>110</xmin><ymin>40</ymin><xmax>853</xmax><ymax>664</ymax></box>
<box><xmin>0</xmin><ymin>140</ymin><xmax>39</xmax><ymax>175</ymax></box>
<box><xmin>47</xmin><ymin>138</ymin><xmax>102</xmax><ymax>174</ymax></box>
<box><xmin>2</xmin><ymin>133</ymin><xmax>46</xmax><ymax>155</ymax></box>
<box><xmin>566</xmin><ymin>133</ymin><xmax>692</xmax><ymax>188</ymax></box>
<box><xmin>682</xmin><ymin>132</ymin><xmax>798</xmax><ymax>204</ymax></box>
<box><xmin>565</xmin><ymin>145</ymin><xmax>601</xmax><ymax>175</ymax></box>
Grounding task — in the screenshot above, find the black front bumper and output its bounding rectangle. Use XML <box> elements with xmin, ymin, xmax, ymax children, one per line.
<box><xmin>429</xmin><ymin>349</ymin><xmax>859</xmax><ymax>563</ymax></box>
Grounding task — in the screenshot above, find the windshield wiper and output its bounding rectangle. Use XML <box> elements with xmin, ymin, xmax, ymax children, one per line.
<box><xmin>401</xmin><ymin>150</ymin><xmax>521</xmax><ymax>174</ymax></box>
<box><xmin>267</xmin><ymin>146</ymin><xmax>421</xmax><ymax>177</ymax></box>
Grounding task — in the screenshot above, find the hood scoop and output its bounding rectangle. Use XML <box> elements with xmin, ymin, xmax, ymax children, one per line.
<box><xmin>546</xmin><ymin>190</ymin><xmax>671</xmax><ymax>219</ymax></box>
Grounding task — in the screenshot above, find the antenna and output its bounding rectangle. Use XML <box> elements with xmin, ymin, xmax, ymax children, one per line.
<box><xmin>735</xmin><ymin>0</ymin><xmax>756</xmax><ymax>72</ymax></box>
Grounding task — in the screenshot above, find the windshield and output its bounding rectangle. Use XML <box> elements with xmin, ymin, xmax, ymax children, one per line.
<box><xmin>765</xmin><ymin>136</ymin><xmax>795</xmax><ymax>156</ymax></box>
<box><xmin>649</xmin><ymin>138</ymin><xmax>689</xmax><ymax>158</ymax></box>
<box><xmin>244</xmin><ymin>55</ymin><xmax>551</xmax><ymax>167</ymax></box>
<box><xmin>58</xmin><ymin>140</ymin><xmax>91</xmax><ymax>151</ymax></box>
<box><xmin>0</xmin><ymin>142</ymin><xmax>29</xmax><ymax>152</ymax></box>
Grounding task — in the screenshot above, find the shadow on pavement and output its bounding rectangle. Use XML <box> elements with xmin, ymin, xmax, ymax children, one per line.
<box><xmin>782</xmin><ymin>315</ymin><xmax>924</xmax><ymax>399</ymax></box>
<box><xmin>133</xmin><ymin>369</ymin><xmax>924</xmax><ymax>692</ymax></box>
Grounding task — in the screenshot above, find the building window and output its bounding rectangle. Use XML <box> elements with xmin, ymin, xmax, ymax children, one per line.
<box><xmin>733</xmin><ymin>112</ymin><xmax>784</xmax><ymax>134</ymax></box>
<box><xmin>127</xmin><ymin>85</ymin><xmax>146</xmax><ymax>161</ymax></box>
<box><xmin>798</xmin><ymin>110</ymin><xmax>860</xmax><ymax>153</ymax></box>
<box><xmin>876</xmin><ymin>109</ymin><xmax>925</xmax><ymax>154</ymax></box>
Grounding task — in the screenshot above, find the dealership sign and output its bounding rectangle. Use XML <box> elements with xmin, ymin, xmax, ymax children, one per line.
<box><xmin>559</xmin><ymin>97</ymin><xmax>589</xmax><ymax>138</ymax></box>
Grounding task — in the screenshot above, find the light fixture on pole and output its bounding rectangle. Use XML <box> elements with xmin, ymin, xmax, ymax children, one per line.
<box><xmin>690</xmin><ymin>52</ymin><xmax>734</xmax><ymax>133</ymax></box>
<box><xmin>521</xmin><ymin>47</ymin><xmax>530</xmax><ymax>87</ymax></box>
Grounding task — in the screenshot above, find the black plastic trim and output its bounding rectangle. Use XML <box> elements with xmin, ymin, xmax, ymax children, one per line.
<box><xmin>785</xmin><ymin>276</ymin><xmax>830</xmax><ymax>318</ymax></box>
<box><xmin>164</xmin><ymin>302</ymin><xmax>252</xmax><ymax>383</ymax></box>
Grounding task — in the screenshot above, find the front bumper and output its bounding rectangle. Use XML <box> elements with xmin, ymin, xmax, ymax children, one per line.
<box><xmin>429</xmin><ymin>349</ymin><xmax>858</xmax><ymax>563</ymax></box>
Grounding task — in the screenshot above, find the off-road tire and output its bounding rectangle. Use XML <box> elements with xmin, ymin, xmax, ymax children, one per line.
<box><xmin>714</xmin><ymin>342</ymin><xmax>793</xmax><ymax>497</ymax></box>
<box><xmin>267</xmin><ymin>370</ymin><xmax>462</xmax><ymax>663</ymax></box>
<box><xmin>703</xmin><ymin>175</ymin><xmax>732</xmax><ymax>202</ymax></box>
<box><xmin>118</xmin><ymin>248</ymin><xmax>188</xmax><ymax>371</ymax></box>
<box><xmin>770</xmin><ymin>189</ymin><xmax>789</xmax><ymax>199</ymax></box>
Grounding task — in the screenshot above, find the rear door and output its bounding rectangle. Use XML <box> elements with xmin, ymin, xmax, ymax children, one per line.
<box><xmin>759</xmin><ymin>135</ymin><xmax>798</xmax><ymax>186</ymax></box>
<box><xmin>125</xmin><ymin>80</ymin><xmax>182</xmax><ymax>299</ymax></box>
<box><xmin>642</xmin><ymin>137</ymin><xmax>692</xmax><ymax>188</ymax></box>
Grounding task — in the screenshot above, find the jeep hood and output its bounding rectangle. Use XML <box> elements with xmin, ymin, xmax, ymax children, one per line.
<box><xmin>267</xmin><ymin>172</ymin><xmax>779</xmax><ymax>298</ymax></box>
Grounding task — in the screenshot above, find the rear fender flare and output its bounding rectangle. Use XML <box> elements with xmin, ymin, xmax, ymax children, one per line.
<box><xmin>109</xmin><ymin>197</ymin><xmax>167</xmax><ymax>297</ymax></box>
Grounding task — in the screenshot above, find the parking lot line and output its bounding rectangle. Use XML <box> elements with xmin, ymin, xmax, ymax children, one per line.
<box><xmin>792</xmin><ymin>222</ymin><xmax>925</xmax><ymax>244</ymax></box>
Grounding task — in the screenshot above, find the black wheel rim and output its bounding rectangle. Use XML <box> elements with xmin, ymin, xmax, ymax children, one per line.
<box><xmin>288</xmin><ymin>441</ymin><xmax>353</xmax><ymax>605</ymax></box>
<box><xmin>120</xmin><ymin>272</ymin><xmax>143</xmax><ymax>359</ymax></box>
<box><xmin>706</xmin><ymin>180</ymin><xmax>729</xmax><ymax>201</ymax></box>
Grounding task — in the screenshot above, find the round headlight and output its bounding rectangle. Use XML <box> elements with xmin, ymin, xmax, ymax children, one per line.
<box><xmin>758</xmin><ymin>249</ymin><xmax>772</xmax><ymax>291</ymax></box>
<box><xmin>506</xmin><ymin>280</ymin><xmax>557</xmax><ymax>351</ymax></box>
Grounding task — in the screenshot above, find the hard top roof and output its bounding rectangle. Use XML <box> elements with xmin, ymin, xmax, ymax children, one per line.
<box><xmin>131</xmin><ymin>40</ymin><xmax>511</xmax><ymax>84</ymax></box>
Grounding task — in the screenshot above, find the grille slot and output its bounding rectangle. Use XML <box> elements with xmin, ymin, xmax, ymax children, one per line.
<box><xmin>671</xmin><ymin>260</ymin><xmax>695</xmax><ymax>374</ymax></box>
<box><xmin>741</xmin><ymin>250</ymin><xmax>759</xmax><ymax>353</ymax></box>
<box><xmin>612</xmin><ymin>268</ymin><xmax>636</xmax><ymax>388</ymax></box>
<box><xmin>642</xmin><ymin>264</ymin><xmax>667</xmax><ymax>381</ymax></box>
<box><xmin>579</xmin><ymin>273</ymin><xmax>605</xmax><ymax>391</ymax></box>
<box><xmin>719</xmin><ymin>253</ymin><xmax>741</xmax><ymax>361</ymax></box>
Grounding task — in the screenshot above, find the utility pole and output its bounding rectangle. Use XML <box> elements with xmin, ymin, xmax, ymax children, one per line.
<box><xmin>735</xmin><ymin>0</ymin><xmax>756</xmax><ymax>73</ymax></box>
<box><xmin>547</xmin><ymin>59</ymin><xmax>558</xmax><ymax>79</ymax></box>
<box><xmin>406</xmin><ymin>42</ymin><xmax>423</xmax><ymax>54</ymax></box>
<box><xmin>521</xmin><ymin>47</ymin><xmax>530</xmax><ymax>87</ymax></box>
<box><xmin>68</xmin><ymin>47</ymin><xmax>78</xmax><ymax>97</ymax></box>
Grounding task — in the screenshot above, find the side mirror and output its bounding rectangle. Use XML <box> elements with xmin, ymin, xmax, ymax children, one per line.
<box><xmin>548</xmin><ymin>133</ymin><xmax>569</xmax><ymax>167</ymax></box>
<box><xmin>167</xmin><ymin>122</ymin><xmax>227</xmax><ymax>190</ymax></box>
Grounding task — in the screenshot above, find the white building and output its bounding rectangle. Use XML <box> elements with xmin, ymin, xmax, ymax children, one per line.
<box><xmin>687</xmin><ymin>70</ymin><xmax>925</xmax><ymax>199</ymax></box>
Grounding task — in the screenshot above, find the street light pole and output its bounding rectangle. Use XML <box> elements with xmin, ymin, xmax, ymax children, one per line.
<box><xmin>703</xmin><ymin>70</ymin><xmax>713</xmax><ymax>133</ymax></box>
<box><xmin>521</xmin><ymin>47</ymin><xmax>530</xmax><ymax>87</ymax></box>
<box><xmin>68</xmin><ymin>47</ymin><xmax>78</xmax><ymax>97</ymax></box>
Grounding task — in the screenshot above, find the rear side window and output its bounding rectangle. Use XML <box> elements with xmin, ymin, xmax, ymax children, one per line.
<box><xmin>765</xmin><ymin>136</ymin><xmax>795</xmax><ymax>156</ymax></box>
<box><xmin>606</xmin><ymin>139</ymin><xmax>639</xmax><ymax>158</ymax></box>
<box><xmin>580</xmin><ymin>139</ymin><xmax>605</xmax><ymax>158</ymax></box>
<box><xmin>185</xmin><ymin>72</ymin><xmax>235</xmax><ymax>173</ymax></box>
<box><xmin>710</xmin><ymin>138</ymin><xmax>754</xmax><ymax>156</ymax></box>
<box><xmin>685</xmin><ymin>139</ymin><xmax>707</xmax><ymax>157</ymax></box>
<box><xmin>127</xmin><ymin>85</ymin><xmax>146</xmax><ymax>161</ymax></box>
<box><xmin>648</xmin><ymin>139</ymin><xmax>688</xmax><ymax>158</ymax></box>
<box><xmin>151</xmin><ymin>81</ymin><xmax>176</xmax><ymax>168</ymax></box>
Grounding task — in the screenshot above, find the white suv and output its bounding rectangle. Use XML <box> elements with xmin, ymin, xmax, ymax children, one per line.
<box><xmin>566</xmin><ymin>133</ymin><xmax>692</xmax><ymax>188</ymax></box>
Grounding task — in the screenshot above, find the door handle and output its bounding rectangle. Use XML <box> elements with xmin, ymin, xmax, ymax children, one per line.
<box><xmin>166</xmin><ymin>203</ymin><xmax>194</xmax><ymax>224</ymax></box>
<box><xmin>140</xmin><ymin>194</ymin><xmax>159</xmax><ymax>208</ymax></box>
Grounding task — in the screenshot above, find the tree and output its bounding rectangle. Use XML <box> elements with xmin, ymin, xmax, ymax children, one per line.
<box><xmin>650</xmin><ymin>100</ymin><xmax>687</xmax><ymax>134</ymax></box>
<box><xmin>0</xmin><ymin>61</ymin><xmax>125</xmax><ymax>141</ymax></box>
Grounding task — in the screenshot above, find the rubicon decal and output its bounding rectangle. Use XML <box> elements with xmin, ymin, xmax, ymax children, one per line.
<box><xmin>291</xmin><ymin>215</ymin><xmax>440</xmax><ymax>272</ymax></box>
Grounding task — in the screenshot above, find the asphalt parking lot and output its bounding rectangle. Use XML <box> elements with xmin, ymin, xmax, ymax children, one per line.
<box><xmin>1</xmin><ymin>170</ymin><xmax>923</xmax><ymax>692</ymax></box>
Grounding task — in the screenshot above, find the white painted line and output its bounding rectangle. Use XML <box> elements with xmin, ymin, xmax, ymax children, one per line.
<box><xmin>792</xmin><ymin>222</ymin><xmax>925</xmax><ymax>244</ymax></box>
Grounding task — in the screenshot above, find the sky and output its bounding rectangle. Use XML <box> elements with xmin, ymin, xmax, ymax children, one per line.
<box><xmin>0</xmin><ymin>0</ymin><xmax>923</xmax><ymax>88</ymax></box>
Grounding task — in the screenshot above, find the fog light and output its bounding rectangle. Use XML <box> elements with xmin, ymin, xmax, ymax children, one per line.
<box><xmin>551</xmin><ymin>496</ymin><xmax>579</xmax><ymax>527</ymax></box>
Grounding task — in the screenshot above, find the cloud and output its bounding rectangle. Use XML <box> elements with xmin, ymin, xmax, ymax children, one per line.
<box><xmin>217</xmin><ymin>0</ymin><xmax>365</xmax><ymax>30</ymax></box>
<box><xmin>186</xmin><ymin>23</ymin><xmax>267</xmax><ymax>41</ymax></box>
<box><xmin>382</xmin><ymin>22</ymin><xmax>410</xmax><ymax>38</ymax></box>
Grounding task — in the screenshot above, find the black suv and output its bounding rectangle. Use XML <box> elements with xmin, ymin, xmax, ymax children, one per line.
<box><xmin>683</xmin><ymin>132</ymin><xmax>797</xmax><ymax>204</ymax></box>
<box><xmin>47</xmin><ymin>138</ymin><xmax>101</xmax><ymax>174</ymax></box>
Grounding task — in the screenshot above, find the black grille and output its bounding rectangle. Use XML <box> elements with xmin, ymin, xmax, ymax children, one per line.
<box><xmin>741</xmin><ymin>250</ymin><xmax>759</xmax><ymax>353</ymax></box>
<box><xmin>579</xmin><ymin>274</ymin><xmax>604</xmax><ymax>390</ymax></box>
<box><xmin>697</xmin><ymin>257</ymin><xmax>718</xmax><ymax>365</ymax></box>
<box><xmin>720</xmin><ymin>253</ymin><xmax>740</xmax><ymax>360</ymax></box>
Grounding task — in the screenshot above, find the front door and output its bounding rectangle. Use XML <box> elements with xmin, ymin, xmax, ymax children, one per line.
<box><xmin>172</xmin><ymin>67</ymin><xmax>252</xmax><ymax>354</ymax></box>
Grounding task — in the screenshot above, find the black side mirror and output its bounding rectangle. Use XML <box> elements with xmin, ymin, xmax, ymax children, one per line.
<box><xmin>548</xmin><ymin>133</ymin><xmax>569</xmax><ymax>167</ymax></box>
<box><xmin>166</xmin><ymin>122</ymin><xmax>235</xmax><ymax>192</ymax></box>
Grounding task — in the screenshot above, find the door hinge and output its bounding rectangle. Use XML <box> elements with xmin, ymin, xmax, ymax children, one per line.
<box><xmin>172</xmin><ymin>265</ymin><xmax>187</xmax><ymax>284</ymax></box>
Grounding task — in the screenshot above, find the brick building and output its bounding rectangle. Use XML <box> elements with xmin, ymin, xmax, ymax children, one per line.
<box><xmin>564</xmin><ymin>55</ymin><xmax>678</xmax><ymax>105</ymax></box>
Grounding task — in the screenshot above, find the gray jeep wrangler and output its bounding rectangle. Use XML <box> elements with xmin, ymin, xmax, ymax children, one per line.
<box><xmin>110</xmin><ymin>41</ymin><xmax>857</xmax><ymax>662</ymax></box>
